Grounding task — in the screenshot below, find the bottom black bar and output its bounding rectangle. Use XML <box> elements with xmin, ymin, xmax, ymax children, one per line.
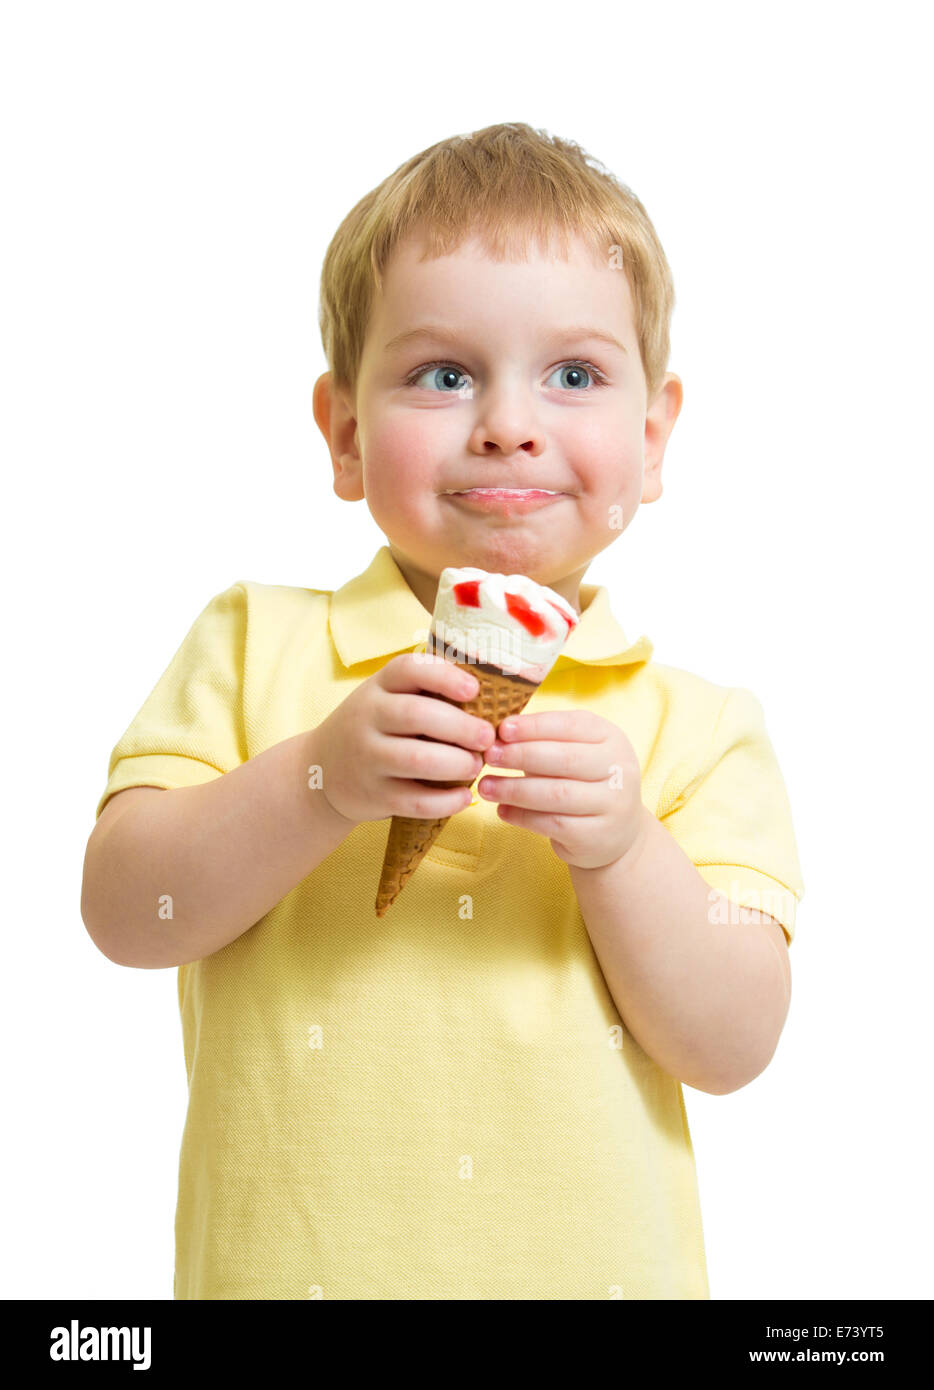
<box><xmin>0</xmin><ymin>1298</ymin><xmax>928</xmax><ymax>1375</ymax></box>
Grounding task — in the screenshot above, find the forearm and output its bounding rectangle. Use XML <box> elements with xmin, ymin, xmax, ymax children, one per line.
<box><xmin>83</xmin><ymin>728</ymin><xmax>354</xmax><ymax>969</ymax></box>
<box><xmin>569</xmin><ymin>805</ymin><xmax>790</xmax><ymax>1094</ymax></box>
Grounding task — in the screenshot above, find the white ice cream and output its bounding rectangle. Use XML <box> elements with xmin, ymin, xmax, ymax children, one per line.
<box><xmin>429</xmin><ymin>566</ymin><xmax>580</xmax><ymax>683</ymax></box>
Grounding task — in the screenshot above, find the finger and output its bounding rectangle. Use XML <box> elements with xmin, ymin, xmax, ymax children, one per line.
<box><xmin>382</xmin><ymin>651</ymin><xmax>481</xmax><ymax>704</ymax></box>
<box><xmin>381</xmin><ymin>692</ymin><xmax>494</xmax><ymax>752</ymax></box>
<box><xmin>485</xmin><ymin>739</ymin><xmax>611</xmax><ymax>780</ymax></box>
<box><xmin>493</xmin><ymin>800</ymin><xmax>588</xmax><ymax>853</ymax></box>
<box><xmin>381</xmin><ymin>732</ymin><xmax>484</xmax><ymax>784</ymax></box>
<box><xmin>498</xmin><ymin>710</ymin><xmax>606</xmax><ymax>743</ymax></box>
<box><xmin>478</xmin><ymin>773</ymin><xmax>602</xmax><ymax>816</ymax></box>
<box><xmin>384</xmin><ymin>778</ymin><xmax>475</xmax><ymax>819</ymax></box>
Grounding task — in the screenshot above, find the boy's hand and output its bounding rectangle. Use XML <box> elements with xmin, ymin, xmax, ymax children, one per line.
<box><xmin>477</xmin><ymin>711</ymin><xmax>648</xmax><ymax>870</ymax></box>
<box><xmin>314</xmin><ymin>653</ymin><xmax>496</xmax><ymax>827</ymax></box>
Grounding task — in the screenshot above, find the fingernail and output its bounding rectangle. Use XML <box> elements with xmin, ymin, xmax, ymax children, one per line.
<box><xmin>501</xmin><ymin>720</ymin><xmax>516</xmax><ymax>738</ymax></box>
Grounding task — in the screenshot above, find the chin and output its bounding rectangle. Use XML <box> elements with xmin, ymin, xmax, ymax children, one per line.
<box><xmin>464</xmin><ymin>538</ymin><xmax>564</xmax><ymax>576</ymax></box>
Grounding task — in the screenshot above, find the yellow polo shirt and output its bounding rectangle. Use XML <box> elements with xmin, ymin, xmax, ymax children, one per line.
<box><xmin>95</xmin><ymin>545</ymin><xmax>804</xmax><ymax>1300</ymax></box>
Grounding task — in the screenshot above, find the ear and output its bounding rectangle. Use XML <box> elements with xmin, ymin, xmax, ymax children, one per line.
<box><xmin>313</xmin><ymin>371</ymin><xmax>365</xmax><ymax>502</ymax></box>
<box><xmin>642</xmin><ymin>373</ymin><xmax>683</xmax><ymax>503</ymax></box>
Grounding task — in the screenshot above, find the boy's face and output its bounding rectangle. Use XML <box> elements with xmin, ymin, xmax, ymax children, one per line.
<box><xmin>314</xmin><ymin>228</ymin><xmax>682</xmax><ymax>615</ymax></box>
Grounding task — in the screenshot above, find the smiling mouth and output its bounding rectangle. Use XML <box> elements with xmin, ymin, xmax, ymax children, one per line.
<box><xmin>441</xmin><ymin>487</ymin><xmax>568</xmax><ymax>514</ymax></box>
<box><xmin>443</xmin><ymin>488</ymin><xmax>564</xmax><ymax>497</ymax></box>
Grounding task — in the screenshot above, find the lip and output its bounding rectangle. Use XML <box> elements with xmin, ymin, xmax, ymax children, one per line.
<box><xmin>444</xmin><ymin>488</ymin><xmax>568</xmax><ymax>512</ymax></box>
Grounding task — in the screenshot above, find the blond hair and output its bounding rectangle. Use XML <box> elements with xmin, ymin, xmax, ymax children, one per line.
<box><xmin>318</xmin><ymin>121</ymin><xmax>675</xmax><ymax>405</ymax></box>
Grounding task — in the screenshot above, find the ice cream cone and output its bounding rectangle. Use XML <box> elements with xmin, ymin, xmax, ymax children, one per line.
<box><xmin>374</xmin><ymin>655</ymin><xmax>540</xmax><ymax>917</ymax></box>
<box><xmin>373</xmin><ymin>566</ymin><xmax>579</xmax><ymax>917</ymax></box>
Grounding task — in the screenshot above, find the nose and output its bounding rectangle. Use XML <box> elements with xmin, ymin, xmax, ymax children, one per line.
<box><xmin>468</xmin><ymin>379</ymin><xmax>546</xmax><ymax>457</ymax></box>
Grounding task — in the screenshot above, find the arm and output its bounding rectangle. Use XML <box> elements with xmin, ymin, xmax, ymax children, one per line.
<box><xmin>81</xmin><ymin>727</ymin><xmax>355</xmax><ymax>969</ymax></box>
<box><xmin>569</xmin><ymin>805</ymin><xmax>792</xmax><ymax>1095</ymax></box>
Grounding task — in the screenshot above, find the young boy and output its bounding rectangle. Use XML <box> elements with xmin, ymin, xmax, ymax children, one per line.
<box><xmin>81</xmin><ymin>122</ymin><xmax>804</xmax><ymax>1300</ymax></box>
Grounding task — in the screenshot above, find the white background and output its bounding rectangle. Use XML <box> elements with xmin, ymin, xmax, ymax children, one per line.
<box><xmin>3</xmin><ymin>0</ymin><xmax>931</xmax><ymax>1302</ymax></box>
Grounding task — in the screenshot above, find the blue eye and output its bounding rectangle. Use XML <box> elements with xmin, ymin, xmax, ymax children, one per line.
<box><xmin>546</xmin><ymin>362</ymin><xmax>605</xmax><ymax>390</ymax></box>
<box><xmin>409</xmin><ymin>364</ymin><xmax>471</xmax><ymax>392</ymax></box>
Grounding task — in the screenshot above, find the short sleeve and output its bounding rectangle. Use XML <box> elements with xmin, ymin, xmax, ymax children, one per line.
<box><xmin>95</xmin><ymin>583</ymin><xmax>249</xmax><ymax>821</ymax></box>
<box><xmin>658</xmin><ymin>686</ymin><xmax>805</xmax><ymax>946</ymax></box>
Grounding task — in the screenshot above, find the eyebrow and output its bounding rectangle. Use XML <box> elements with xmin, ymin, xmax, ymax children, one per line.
<box><xmin>382</xmin><ymin>324</ymin><xmax>628</xmax><ymax>356</ymax></box>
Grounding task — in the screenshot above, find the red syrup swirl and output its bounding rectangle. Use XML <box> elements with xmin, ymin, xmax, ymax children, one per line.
<box><xmin>505</xmin><ymin>591</ymin><xmax>547</xmax><ymax>637</ymax></box>
<box><xmin>452</xmin><ymin>580</ymin><xmax>482</xmax><ymax>607</ymax></box>
<box><xmin>547</xmin><ymin>599</ymin><xmax>576</xmax><ymax>633</ymax></box>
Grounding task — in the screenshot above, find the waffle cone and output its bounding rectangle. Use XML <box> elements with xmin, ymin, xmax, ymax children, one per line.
<box><xmin>375</xmin><ymin>657</ymin><xmax>540</xmax><ymax>916</ymax></box>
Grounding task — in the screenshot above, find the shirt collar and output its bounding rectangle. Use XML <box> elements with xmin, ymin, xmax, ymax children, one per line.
<box><xmin>328</xmin><ymin>546</ymin><xmax>653</xmax><ymax>672</ymax></box>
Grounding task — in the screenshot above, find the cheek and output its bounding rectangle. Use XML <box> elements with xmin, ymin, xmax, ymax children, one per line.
<box><xmin>362</xmin><ymin>416</ymin><xmax>439</xmax><ymax>509</ymax></box>
<box><xmin>571</xmin><ymin>434</ymin><xmax>643</xmax><ymax>502</ymax></box>
<box><xmin>559</xmin><ymin>413</ymin><xmax>641</xmax><ymax>482</ymax></box>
